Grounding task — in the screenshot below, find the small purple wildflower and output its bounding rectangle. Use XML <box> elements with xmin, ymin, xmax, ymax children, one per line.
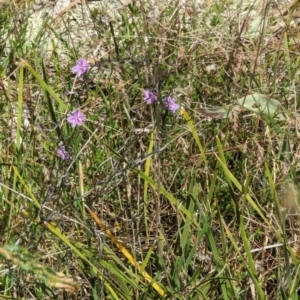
<box><xmin>144</xmin><ymin>90</ymin><xmax>157</xmax><ymax>104</ymax></box>
<box><xmin>71</xmin><ymin>58</ymin><xmax>89</xmax><ymax>76</ymax></box>
<box><xmin>67</xmin><ymin>109</ymin><xmax>85</xmax><ymax>127</ymax></box>
<box><xmin>164</xmin><ymin>96</ymin><xmax>180</xmax><ymax>112</ymax></box>
<box><xmin>57</xmin><ymin>146</ymin><xmax>70</xmax><ymax>160</ymax></box>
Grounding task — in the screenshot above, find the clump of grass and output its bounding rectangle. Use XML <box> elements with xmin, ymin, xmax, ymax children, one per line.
<box><xmin>1</xmin><ymin>0</ymin><xmax>300</xmax><ymax>299</ymax></box>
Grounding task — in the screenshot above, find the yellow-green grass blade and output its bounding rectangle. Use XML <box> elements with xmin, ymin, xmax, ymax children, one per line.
<box><xmin>180</xmin><ymin>107</ymin><xmax>207</xmax><ymax>167</ymax></box>
<box><xmin>139</xmin><ymin>245</ymin><xmax>154</xmax><ymax>280</ymax></box>
<box><xmin>181</xmin><ymin>180</ymin><xmax>197</xmax><ymax>251</ymax></box>
<box><xmin>13</xmin><ymin>166</ymin><xmax>41</xmax><ymax>209</ymax></box>
<box><xmin>21</xmin><ymin>59</ymin><xmax>67</xmax><ymax>111</ymax></box>
<box><xmin>215</xmin><ymin>137</ymin><xmax>269</xmax><ymax>225</ymax></box>
<box><xmin>45</xmin><ymin>221</ymin><xmax>120</xmax><ymax>299</ymax></box>
<box><xmin>135</xmin><ymin>168</ymin><xmax>198</xmax><ymax>228</ymax></box>
<box><xmin>100</xmin><ymin>260</ymin><xmax>133</xmax><ymax>297</ymax></box>
<box><xmin>264</xmin><ymin>163</ymin><xmax>298</xmax><ymax>264</ymax></box>
<box><xmin>221</xmin><ymin>217</ymin><xmax>266</xmax><ymax>299</ymax></box>
<box><xmin>143</xmin><ymin>130</ymin><xmax>155</xmax><ymax>242</ymax></box>
<box><xmin>84</xmin><ymin>204</ymin><xmax>167</xmax><ymax>298</ymax></box>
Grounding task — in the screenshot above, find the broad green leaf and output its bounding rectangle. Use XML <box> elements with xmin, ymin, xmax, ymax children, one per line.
<box><xmin>237</xmin><ymin>93</ymin><xmax>286</xmax><ymax>121</ymax></box>
<box><xmin>246</xmin><ymin>15</ymin><xmax>263</xmax><ymax>38</ymax></box>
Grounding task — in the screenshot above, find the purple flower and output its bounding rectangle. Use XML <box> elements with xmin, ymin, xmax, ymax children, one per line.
<box><xmin>164</xmin><ymin>96</ymin><xmax>180</xmax><ymax>112</ymax></box>
<box><xmin>57</xmin><ymin>146</ymin><xmax>70</xmax><ymax>160</ymax></box>
<box><xmin>71</xmin><ymin>58</ymin><xmax>89</xmax><ymax>76</ymax></box>
<box><xmin>67</xmin><ymin>109</ymin><xmax>85</xmax><ymax>127</ymax></box>
<box><xmin>144</xmin><ymin>90</ymin><xmax>157</xmax><ymax>104</ymax></box>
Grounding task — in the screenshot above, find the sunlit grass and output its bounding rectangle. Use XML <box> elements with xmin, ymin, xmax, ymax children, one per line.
<box><xmin>1</xmin><ymin>0</ymin><xmax>300</xmax><ymax>299</ymax></box>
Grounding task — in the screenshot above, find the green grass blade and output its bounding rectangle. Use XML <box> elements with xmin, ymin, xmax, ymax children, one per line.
<box><xmin>21</xmin><ymin>59</ymin><xmax>67</xmax><ymax>111</ymax></box>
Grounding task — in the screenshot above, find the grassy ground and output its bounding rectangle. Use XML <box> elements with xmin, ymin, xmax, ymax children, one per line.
<box><xmin>1</xmin><ymin>0</ymin><xmax>300</xmax><ymax>299</ymax></box>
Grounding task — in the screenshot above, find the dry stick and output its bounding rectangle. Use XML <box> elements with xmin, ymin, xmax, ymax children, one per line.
<box><xmin>154</xmin><ymin>78</ymin><xmax>162</xmax><ymax>259</ymax></box>
<box><xmin>275</xmin><ymin>0</ymin><xmax>300</xmax><ymax>17</ymax></box>
<box><xmin>46</xmin><ymin>0</ymin><xmax>86</xmax><ymax>30</ymax></box>
<box><xmin>52</xmin><ymin>0</ymin><xmax>84</xmax><ymax>21</ymax></box>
